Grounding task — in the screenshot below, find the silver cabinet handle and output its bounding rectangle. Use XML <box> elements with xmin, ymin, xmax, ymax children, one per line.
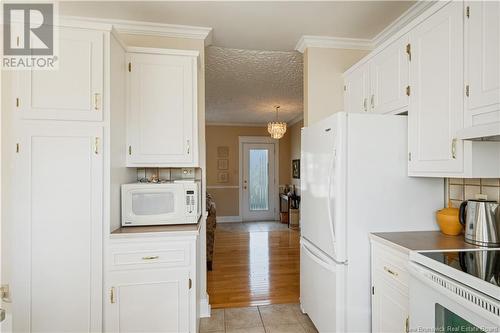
<box><xmin>93</xmin><ymin>93</ymin><xmax>100</xmax><ymax>111</ymax></box>
<box><xmin>384</xmin><ymin>266</ymin><xmax>398</xmax><ymax>276</ymax></box>
<box><xmin>363</xmin><ymin>98</ymin><xmax>368</xmax><ymax>112</ymax></box>
<box><xmin>142</xmin><ymin>256</ymin><xmax>159</xmax><ymax>260</ymax></box>
<box><xmin>370</xmin><ymin>94</ymin><xmax>375</xmax><ymax>110</ymax></box>
<box><xmin>187</xmin><ymin>140</ymin><xmax>190</xmax><ymax>154</ymax></box>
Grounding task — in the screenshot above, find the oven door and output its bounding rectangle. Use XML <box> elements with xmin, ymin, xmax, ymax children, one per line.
<box><xmin>409</xmin><ymin>262</ymin><xmax>500</xmax><ymax>333</ymax></box>
<box><xmin>121</xmin><ymin>184</ymin><xmax>186</xmax><ymax>226</ymax></box>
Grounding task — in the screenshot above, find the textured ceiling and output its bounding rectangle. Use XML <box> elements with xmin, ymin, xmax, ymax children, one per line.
<box><xmin>206</xmin><ymin>46</ymin><xmax>303</xmax><ymax>124</ymax></box>
<box><xmin>60</xmin><ymin>1</ymin><xmax>415</xmax><ymax>51</ymax></box>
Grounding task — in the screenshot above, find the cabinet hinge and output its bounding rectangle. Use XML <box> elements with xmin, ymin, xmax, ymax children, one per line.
<box><xmin>94</xmin><ymin>137</ymin><xmax>100</xmax><ymax>155</ymax></box>
<box><xmin>371</xmin><ymin>286</ymin><xmax>375</xmax><ymax>295</ymax></box>
<box><xmin>406</xmin><ymin>85</ymin><xmax>411</xmax><ymax>96</ymax></box>
<box><xmin>128</xmin><ymin>145</ymin><xmax>132</xmax><ymax>155</ymax></box>
<box><xmin>465</xmin><ymin>85</ymin><xmax>470</xmax><ymax>97</ymax></box>
<box><xmin>15</xmin><ymin>97</ymin><xmax>19</xmax><ymax>107</ymax></box>
<box><xmin>128</xmin><ymin>62</ymin><xmax>131</xmax><ymax>72</ymax></box>
<box><xmin>408</xmin><ymin>152</ymin><xmax>412</xmax><ymax>161</ymax></box>
<box><xmin>405</xmin><ymin>316</ymin><xmax>410</xmax><ymax>333</ymax></box>
<box><xmin>15</xmin><ymin>143</ymin><xmax>20</xmax><ymax>153</ymax></box>
<box><xmin>466</xmin><ymin>6</ymin><xmax>470</xmax><ymax>19</ymax></box>
<box><xmin>406</xmin><ymin>43</ymin><xmax>411</xmax><ymax>61</ymax></box>
<box><xmin>189</xmin><ymin>278</ymin><xmax>192</xmax><ymax>290</ymax></box>
<box><xmin>16</xmin><ymin>36</ymin><xmax>20</xmax><ymax>47</ymax></box>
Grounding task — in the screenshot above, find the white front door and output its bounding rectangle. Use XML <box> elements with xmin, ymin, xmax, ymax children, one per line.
<box><xmin>241</xmin><ymin>143</ymin><xmax>276</xmax><ymax>221</ymax></box>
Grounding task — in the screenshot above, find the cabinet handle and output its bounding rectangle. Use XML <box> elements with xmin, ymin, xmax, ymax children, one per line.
<box><xmin>451</xmin><ymin>138</ymin><xmax>457</xmax><ymax>159</ymax></box>
<box><xmin>405</xmin><ymin>316</ymin><xmax>409</xmax><ymax>333</ymax></box>
<box><xmin>110</xmin><ymin>287</ymin><xmax>116</xmax><ymax>304</ymax></box>
<box><xmin>94</xmin><ymin>137</ymin><xmax>99</xmax><ymax>155</ymax></box>
<box><xmin>370</xmin><ymin>94</ymin><xmax>375</xmax><ymax>109</ymax></box>
<box><xmin>187</xmin><ymin>140</ymin><xmax>190</xmax><ymax>154</ymax></box>
<box><xmin>93</xmin><ymin>93</ymin><xmax>100</xmax><ymax>111</ymax></box>
<box><xmin>384</xmin><ymin>266</ymin><xmax>398</xmax><ymax>276</ymax></box>
<box><xmin>142</xmin><ymin>255</ymin><xmax>159</xmax><ymax>260</ymax></box>
<box><xmin>363</xmin><ymin>98</ymin><xmax>368</xmax><ymax>112</ymax></box>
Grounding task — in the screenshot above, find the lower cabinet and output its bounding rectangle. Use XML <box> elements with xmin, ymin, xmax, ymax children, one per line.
<box><xmin>105</xmin><ymin>233</ymin><xmax>198</xmax><ymax>333</ymax></box>
<box><xmin>371</xmin><ymin>240</ymin><xmax>410</xmax><ymax>333</ymax></box>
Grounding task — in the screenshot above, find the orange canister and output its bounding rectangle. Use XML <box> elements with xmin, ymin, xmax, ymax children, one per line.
<box><xmin>436</xmin><ymin>200</ymin><xmax>463</xmax><ymax>236</ymax></box>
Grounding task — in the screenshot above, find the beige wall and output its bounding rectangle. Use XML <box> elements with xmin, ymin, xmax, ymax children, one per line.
<box><xmin>206</xmin><ymin>125</ymin><xmax>292</xmax><ymax>216</ymax></box>
<box><xmin>304</xmin><ymin>47</ymin><xmax>368</xmax><ymax>126</ymax></box>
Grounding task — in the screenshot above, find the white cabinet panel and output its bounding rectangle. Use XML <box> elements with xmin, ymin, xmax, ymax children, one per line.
<box><xmin>370</xmin><ymin>35</ymin><xmax>410</xmax><ymax>114</ymax></box>
<box><xmin>13</xmin><ymin>124</ymin><xmax>103</xmax><ymax>332</ymax></box>
<box><xmin>17</xmin><ymin>27</ymin><xmax>104</xmax><ymax>121</ymax></box>
<box><xmin>344</xmin><ymin>63</ymin><xmax>370</xmax><ymax>113</ymax></box>
<box><xmin>408</xmin><ymin>2</ymin><xmax>464</xmax><ymax>175</ymax></box>
<box><xmin>465</xmin><ymin>1</ymin><xmax>500</xmax><ymax>124</ymax></box>
<box><xmin>106</xmin><ymin>269</ymin><xmax>190</xmax><ymax>333</ymax></box>
<box><xmin>127</xmin><ymin>51</ymin><xmax>198</xmax><ymax>167</ymax></box>
<box><xmin>372</xmin><ymin>271</ymin><xmax>409</xmax><ymax>333</ymax></box>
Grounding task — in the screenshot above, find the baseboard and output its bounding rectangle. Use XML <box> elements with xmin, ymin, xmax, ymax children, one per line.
<box><xmin>199</xmin><ymin>295</ymin><xmax>211</xmax><ymax>318</ymax></box>
<box><xmin>216</xmin><ymin>215</ymin><xmax>243</xmax><ymax>223</ymax></box>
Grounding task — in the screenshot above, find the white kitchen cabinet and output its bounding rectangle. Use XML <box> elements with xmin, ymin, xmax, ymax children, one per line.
<box><xmin>17</xmin><ymin>27</ymin><xmax>104</xmax><ymax>121</ymax></box>
<box><xmin>345</xmin><ymin>63</ymin><xmax>370</xmax><ymax>113</ymax></box>
<box><xmin>126</xmin><ymin>48</ymin><xmax>199</xmax><ymax>167</ymax></box>
<box><xmin>106</xmin><ymin>231</ymin><xmax>199</xmax><ymax>333</ymax></box>
<box><xmin>344</xmin><ymin>35</ymin><xmax>409</xmax><ymax>115</ymax></box>
<box><xmin>371</xmin><ymin>240</ymin><xmax>410</xmax><ymax>333</ymax></box>
<box><xmin>464</xmin><ymin>1</ymin><xmax>500</xmax><ymax>127</ymax></box>
<box><xmin>13</xmin><ymin>124</ymin><xmax>103</xmax><ymax>332</ymax></box>
<box><xmin>370</xmin><ymin>35</ymin><xmax>410</xmax><ymax>115</ymax></box>
<box><xmin>408</xmin><ymin>2</ymin><xmax>465</xmax><ymax>176</ymax></box>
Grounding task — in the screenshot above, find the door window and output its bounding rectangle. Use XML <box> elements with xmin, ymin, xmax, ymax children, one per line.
<box><xmin>248</xmin><ymin>149</ymin><xmax>269</xmax><ymax>211</ymax></box>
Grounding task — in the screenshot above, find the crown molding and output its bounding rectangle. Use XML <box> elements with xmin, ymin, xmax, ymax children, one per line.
<box><xmin>206</xmin><ymin>122</ymin><xmax>267</xmax><ymax>128</ymax></box>
<box><xmin>288</xmin><ymin>114</ymin><xmax>304</xmax><ymax>127</ymax></box>
<box><xmin>295</xmin><ymin>35</ymin><xmax>373</xmax><ymax>53</ymax></box>
<box><xmin>371</xmin><ymin>1</ymin><xmax>435</xmax><ymax>47</ymax></box>
<box><xmin>295</xmin><ymin>1</ymin><xmax>436</xmax><ymax>54</ymax></box>
<box><xmin>61</xmin><ymin>15</ymin><xmax>213</xmax><ymax>45</ymax></box>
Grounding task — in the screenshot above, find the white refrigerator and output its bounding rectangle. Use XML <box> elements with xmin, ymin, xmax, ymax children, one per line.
<box><xmin>300</xmin><ymin>112</ymin><xmax>444</xmax><ymax>333</ymax></box>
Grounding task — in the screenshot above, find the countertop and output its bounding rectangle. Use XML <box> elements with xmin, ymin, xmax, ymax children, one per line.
<box><xmin>111</xmin><ymin>223</ymin><xmax>200</xmax><ymax>238</ymax></box>
<box><xmin>369</xmin><ymin>231</ymin><xmax>480</xmax><ymax>254</ymax></box>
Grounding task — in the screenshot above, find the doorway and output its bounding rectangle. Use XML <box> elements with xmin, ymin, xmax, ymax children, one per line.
<box><xmin>239</xmin><ymin>137</ymin><xmax>279</xmax><ymax>221</ymax></box>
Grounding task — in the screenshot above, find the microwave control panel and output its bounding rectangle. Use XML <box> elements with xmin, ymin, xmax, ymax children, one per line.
<box><xmin>185</xmin><ymin>190</ymin><xmax>196</xmax><ymax>215</ymax></box>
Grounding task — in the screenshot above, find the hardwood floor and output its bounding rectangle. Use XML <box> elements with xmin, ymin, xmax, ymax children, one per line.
<box><xmin>207</xmin><ymin>221</ymin><xmax>300</xmax><ymax>309</ymax></box>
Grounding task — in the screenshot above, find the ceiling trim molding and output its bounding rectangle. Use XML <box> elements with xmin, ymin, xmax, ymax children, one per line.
<box><xmin>61</xmin><ymin>15</ymin><xmax>213</xmax><ymax>45</ymax></box>
<box><xmin>295</xmin><ymin>35</ymin><xmax>373</xmax><ymax>53</ymax></box>
<box><xmin>206</xmin><ymin>122</ymin><xmax>267</xmax><ymax>128</ymax></box>
<box><xmin>371</xmin><ymin>1</ymin><xmax>435</xmax><ymax>48</ymax></box>
<box><xmin>288</xmin><ymin>114</ymin><xmax>304</xmax><ymax>127</ymax></box>
<box><xmin>295</xmin><ymin>1</ymin><xmax>435</xmax><ymax>54</ymax></box>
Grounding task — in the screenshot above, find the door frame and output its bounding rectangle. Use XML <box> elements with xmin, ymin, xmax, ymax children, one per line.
<box><xmin>238</xmin><ymin>136</ymin><xmax>279</xmax><ymax>222</ymax></box>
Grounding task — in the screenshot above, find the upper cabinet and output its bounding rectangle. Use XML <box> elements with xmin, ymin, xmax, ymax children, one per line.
<box><xmin>464</xmin><ymin>1</ymin><xmax>500</xmax><ymax>126</ymax></box>
<box><xmin>408</xmin><ymin>2</ymin><xmax>465</xmax><ymax>176</ymax></box>
<box><xmin>126</xmin><ymin>49</ymin><xmax>199</xmax><ymax>167</ymax></box>
<box><xmin>17</xmin><ymin>27</ymin><xmax>104</xmax><ymax>121</ymax></box>
<box><xmin>344</xmin><ymin>35</ymin><xmax>409</xmax><ymax>115</ymax></box>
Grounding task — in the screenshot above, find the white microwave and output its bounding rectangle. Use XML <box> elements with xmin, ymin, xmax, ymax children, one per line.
<box><xmin>121</xmin><ymin>181</ymin><xmax>201</xmax><ymax>226</ymax></box>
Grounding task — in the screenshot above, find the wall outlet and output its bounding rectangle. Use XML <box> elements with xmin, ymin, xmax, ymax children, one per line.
<box><xmin>181</xmin><ymin>168</ymin><xmax>195</xmax><ymax>179</ymax></box>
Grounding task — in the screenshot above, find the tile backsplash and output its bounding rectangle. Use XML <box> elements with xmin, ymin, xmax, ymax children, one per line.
<box><xmin>448</xmin><ymin>178</ymin><xmax>500</xmax><ymax>208</ymax></box>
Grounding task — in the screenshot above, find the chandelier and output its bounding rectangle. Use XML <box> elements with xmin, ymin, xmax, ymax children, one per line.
<box><xmin>267</xmin><ymin>106</ymin><xmax>287</xmax><ymax>139</ymax></box>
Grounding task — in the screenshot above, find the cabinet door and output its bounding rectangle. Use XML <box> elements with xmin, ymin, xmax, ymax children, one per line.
<box><xmin>344</xmin><ymin>64</ymin><xmax>370</xmax><ymax>113</ymax></box>
<box><xmin>13</xmin><ymin>124</ymin><xmax>103</xmax><ymax>332</ymax></box>
<box><xmin>106</xmin><ymin>269</ymin><xmax>190</xmax><ymax>333</ymax></box>
<box><xmin>372</xmin><ymin>271</ymin><xmax>409</xmax><ymax>333</ymax></box>
<box><xmin>408</xmin><ymin>2</ymin><xmax>464</xmax><ymax>175</ymax></box>
<box><xmin>465</xmin><ymin>1</ymin><xmax>500</xmax><ymax>120</ymax></box>
<box><xmin>127</xmin><ymin>52</ymin><xmax>198</xmax><ymax>167</ymax></box>
<box><xmin>17</xmin><ymin>27</ymin><xmax>104</xmax><ymax>121</ymax></box>
<box><xmin>370</xmin><ymin>35</ymin><xmax>410</xmax><ymax>114</ymax></box>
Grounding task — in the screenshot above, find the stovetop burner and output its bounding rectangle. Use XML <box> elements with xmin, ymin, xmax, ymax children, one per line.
<box><xmin>421</xmin><ymin>250</ymin><xmax>500</xmax><ymax>287</ymax></box>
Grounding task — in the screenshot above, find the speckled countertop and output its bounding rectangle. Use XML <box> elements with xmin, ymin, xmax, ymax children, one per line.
<box><xmin>370</xmin><ymin>231</ymin><xmax>480</xmax><ymax>254</ymax></box>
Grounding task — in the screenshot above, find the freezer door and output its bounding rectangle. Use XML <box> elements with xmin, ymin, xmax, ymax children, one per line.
<box><xmin>300</xmin><ymin>113</ymin><xmax>346</xmax><ymax>262</ymax></box>
<box><xmin>300</xmin><ymin>239</ymin><xmax>346</xmax><ymax>333</ymax></box>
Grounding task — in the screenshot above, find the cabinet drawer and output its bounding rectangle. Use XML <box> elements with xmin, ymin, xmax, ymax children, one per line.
<box><xmin>372</xmin><ymin>244</ymin><xmax>409</xmax><ymax>288</ymax></box>
<box><xmin>109</xmin><ymin>241</ymin><xmax>191</xmax><ymax>270</ymax></box>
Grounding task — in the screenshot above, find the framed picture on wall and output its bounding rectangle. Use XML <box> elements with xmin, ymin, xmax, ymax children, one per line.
<box><xmin>217</xmin><ymin>172</ymin><xmax>229</xmax><ymax>183</ymax></box>
<box><xmin>217</xmin><ymin>159</ymin><xmax>228</xmax><ymax>170</ymax></box>
<box><xmin>292</xmin><ymin>159</ymin><xmax>300</xmax><ymax>179</ymax></box>
<box><xmin>217</xmin><ymin>146</ymin><xmax>229</xmax><ymax>158</ymax></box>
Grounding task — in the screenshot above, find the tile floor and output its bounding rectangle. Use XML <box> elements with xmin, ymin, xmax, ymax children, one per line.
<box><xmin>199</xmin><ymin>304</ymin><xmax>318</xmax><ymax>333</ymax></box>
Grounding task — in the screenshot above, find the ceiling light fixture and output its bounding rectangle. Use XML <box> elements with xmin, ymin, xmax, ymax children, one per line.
<box><xmin>267</xmin><ymin>106</ymin><xmax>287</xmax><ymax>139</ymax></box>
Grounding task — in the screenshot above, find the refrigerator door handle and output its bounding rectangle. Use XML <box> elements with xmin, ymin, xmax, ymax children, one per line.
<box><xmin>302</xmin><ymin>242</ymin><xmax>336</xmax><ymax>272</ymax></box>
<box><xmin>326</xmin><ymin>149</ymin><xmax>336</xmax><ymax>243</ymax></box>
